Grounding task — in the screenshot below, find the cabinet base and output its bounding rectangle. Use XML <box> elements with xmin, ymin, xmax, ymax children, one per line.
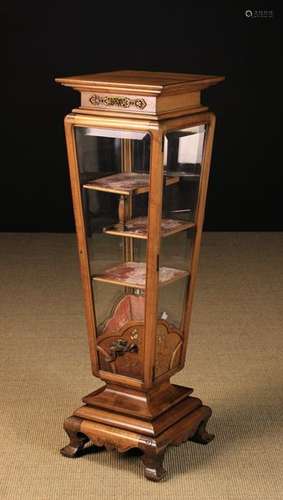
<box><xmin>60</xmin><ymin>385</ymin><xmax>214</xmax><ymax>481</ymax></box>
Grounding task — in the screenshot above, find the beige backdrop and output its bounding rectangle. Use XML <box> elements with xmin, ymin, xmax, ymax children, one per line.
<box><xmin>0</xmin><ymin>232</ymin><xmax>282</xmax><ymax>499</ymax></box>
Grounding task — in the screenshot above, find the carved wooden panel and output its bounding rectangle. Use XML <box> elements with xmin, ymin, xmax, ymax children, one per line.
<box><xmin>97</xmin><ymin>321</ymin><xmax>144</xmax><ymax>378</ymax></box>
<box><xmin>96</xmin><ymin>294</ymin><xmax>183</xmax><ymax>380</ymax></box>
<box><xmin>98</xmin><ymin>293</ymin><xmax>144</xmax><ymax>335</ymax></box>
<box><xmin>97</xmin><ymin>294</ymin><xmax>144</xmax><ymax>378</ymax></box>
<box><xmin>154</xmin><ymin>321</ymin><xmax>183</xmax><ymax>378</ymax></box>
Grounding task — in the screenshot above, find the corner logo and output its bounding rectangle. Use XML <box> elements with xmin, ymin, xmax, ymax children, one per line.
<box><xmin>245</xmin><ymin>9</ymin><xmax>274</xmax><ymax>18</ymax></box>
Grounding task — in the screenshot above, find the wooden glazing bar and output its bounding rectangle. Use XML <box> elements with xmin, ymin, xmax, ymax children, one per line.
<box><xmin>64</xmin><ymin>115</ymin><xmax>99</xmax><ymax>375</ymax></box>
<box><xmin>180</xmin><ymin>113</ymin><xmax>216</xmax><ymax>366</ymax></box>
<box><xmin>143</xmin><ymin>130</ymin><xmax>164</xmax><ymax>388</ymax></box>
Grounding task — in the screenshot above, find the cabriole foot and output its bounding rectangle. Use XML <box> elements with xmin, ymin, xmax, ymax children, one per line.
<box><xmin>141</xmin><ymin>446</ymin><xmax>167</xmax><ymax>482</ymax></box>
<box><xmin>189</xmin><ymin>407</ymin><xmax>215</xmax><ymax>445</ymax></box>
<box><xmin>60</xmin><ymin>416</ymin><xmax>89</xmax><ymax>458</ymax></box>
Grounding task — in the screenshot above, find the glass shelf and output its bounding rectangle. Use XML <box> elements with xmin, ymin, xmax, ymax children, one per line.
<box><xmin>104</xmin><ymin>216</ymin><xmax>195</xmax><ymax>239</ymax></box>
<box><xmin>83</xmin><ymin>172</ymin><xmax>179</xmax><ymax>196</ymax></box>
<box><xmin>93</xmin><ymin>261</ymin><xmax>188</xmax><ymax>289</ymax></box>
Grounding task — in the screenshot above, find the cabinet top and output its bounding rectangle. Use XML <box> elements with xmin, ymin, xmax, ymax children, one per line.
<box><xmin>55</xmin><ymin>70</ymin><xmax>224</xmax><ymax>95</ymax></box>
<box><xmin>55</xmin><ymin>70</ymin><xmax>224</xmax><ymax>119</ymax></box>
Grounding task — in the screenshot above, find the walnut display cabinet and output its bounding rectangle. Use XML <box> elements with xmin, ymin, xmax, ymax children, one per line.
<box><xmin>56</xmin><ymin>70</ymin><xmax>224</xmax><ymax>481</ymax></box>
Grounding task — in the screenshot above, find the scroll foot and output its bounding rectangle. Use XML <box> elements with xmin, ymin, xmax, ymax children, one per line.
<box><xmin>141</xmin><ymin>446</ymin><xmax>167</xmax><ymax>482</ymax></box>
<box><xmin>189</xmin><ymin>407</ymin><xmax>215</xmax><ymax>445</ymax></box>
<box><xmin>60</xmin><ymin>416</ymin><xmax>90</xmax><ymax>458</ymax></box>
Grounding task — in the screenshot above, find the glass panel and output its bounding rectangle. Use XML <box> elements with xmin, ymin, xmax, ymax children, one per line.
<box><xmin>154</xmin><ymin>124</ymin><xmax>207</xmax><ymax>379</ymax></box>
<box><xmin>75</xmin><ymin>126</ymin><xmax>151</xmax><ymax>380</ymax></box>
<box><xmin>163</xmin><ymin>125</ymin><xmax>206</xmax><ymax>222</ymax></box>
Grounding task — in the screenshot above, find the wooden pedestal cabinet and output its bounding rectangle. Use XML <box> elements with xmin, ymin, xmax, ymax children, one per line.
<box><xmin>56</xmin><ymin>70</ymin><xmax>224</xmax><ymax>481</ymax></box>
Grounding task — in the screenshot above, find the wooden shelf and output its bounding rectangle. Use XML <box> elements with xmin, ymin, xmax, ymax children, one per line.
<box><xmin>93</xmin><ymin>262</ymin><xmax>188</xmax><ymax>289</ymax></box>
<box><xmin>164</xmin><ymin>171</ymin><xmax>200</xmax><ymax>180</ymax></box>
<box><xmin>104</xmin><ymin>216</ymin><xmax>195</xmax><ymax>239</ymax></box>
<box><xmin>83</xmin><ymin>172</ymin><xmax>179</xmax><ymax>196</ymax></box>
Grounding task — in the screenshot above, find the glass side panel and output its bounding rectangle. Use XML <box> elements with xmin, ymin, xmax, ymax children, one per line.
<box><xmin>75</xmin><ymin>126</ymin><xmax>151</xmax><ymax>380</ymax></box>
<box><xmin>154</xmin><ymin>124</ymin><xmax>207</xmax><ymax>379</ymax></box>
<box><xmin>163</xmin><ymin>125</ymin><xmax>206</xmax><ymax>222</ymax></box>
